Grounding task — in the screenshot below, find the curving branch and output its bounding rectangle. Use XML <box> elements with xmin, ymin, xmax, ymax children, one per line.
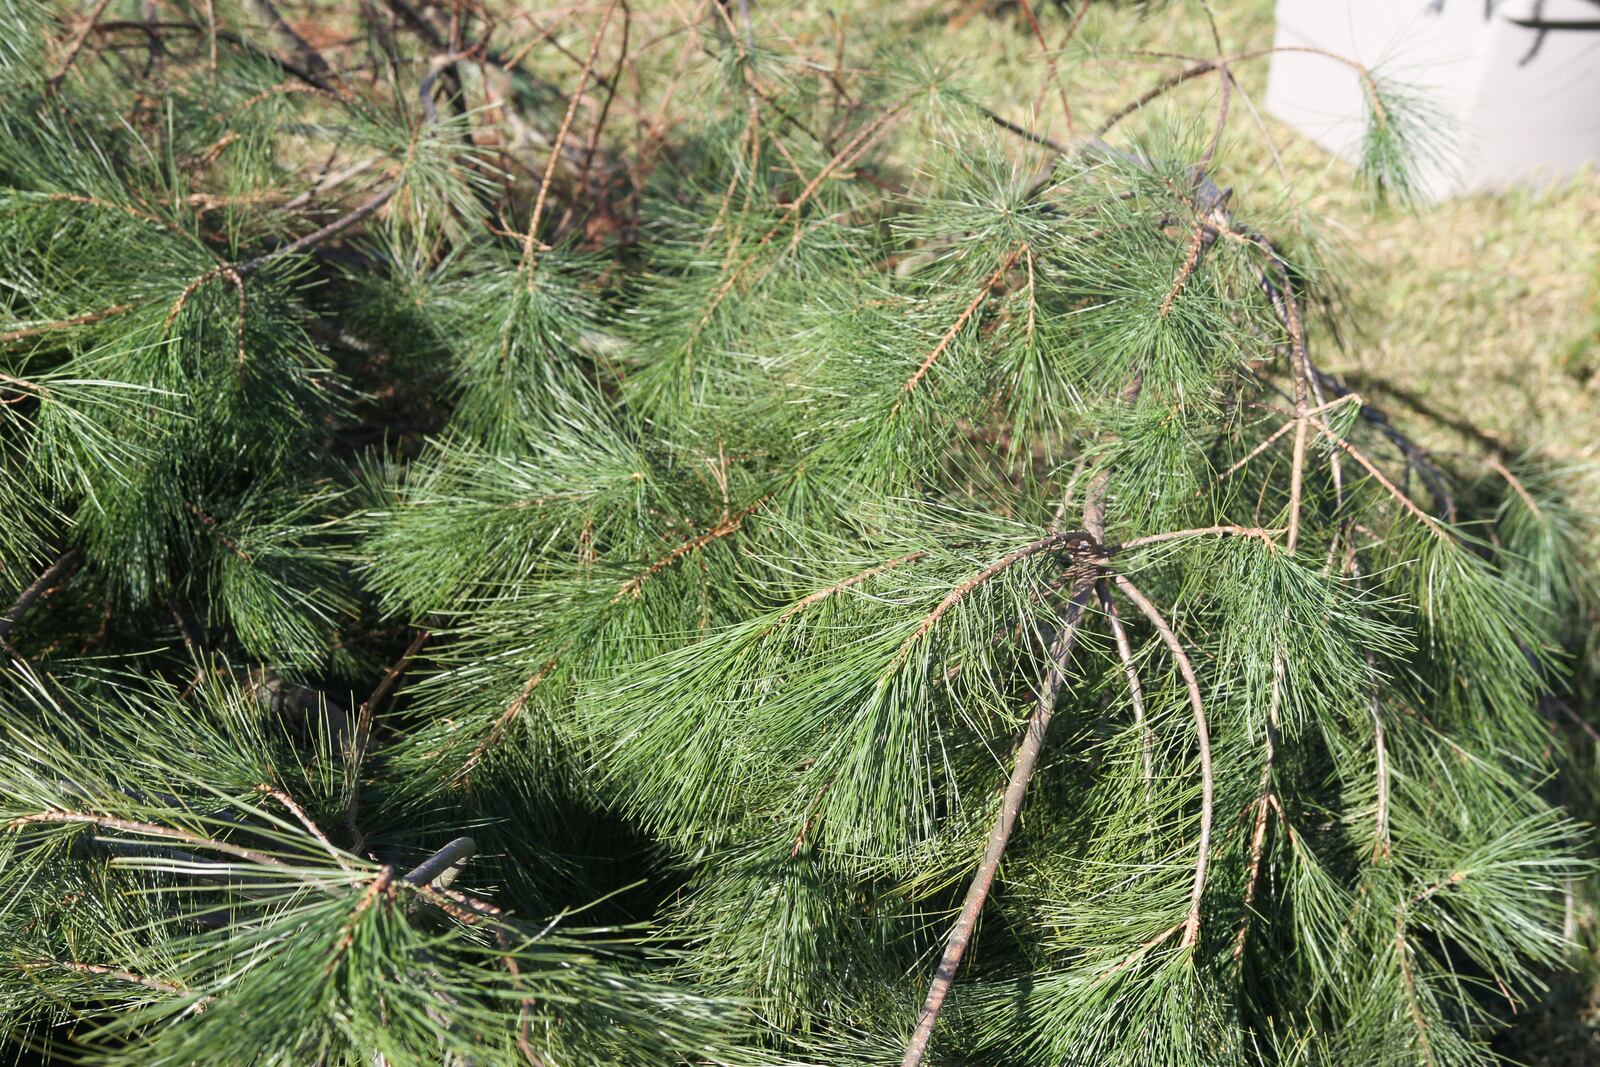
<box><xmin>1111</xmin><ymin>573</ymin><xmax>1214</xmax><ymax>949</ymax></box>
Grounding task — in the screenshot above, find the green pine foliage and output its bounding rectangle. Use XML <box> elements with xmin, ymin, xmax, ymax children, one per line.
<box><xmin>1</xmin><ymin>1</ymin><xmax>1597</xmax><ymax>1064</ymax></box>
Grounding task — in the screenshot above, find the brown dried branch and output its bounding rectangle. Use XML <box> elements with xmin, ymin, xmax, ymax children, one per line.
<box><xmin>1395</xmin><ymin>905</ymin><xmax>1440</xmax><ymax>1066</ymax></box>
<box><xmin>1232</xmin><ymin>652</ymin><xmax>1283</xmax><ymax>966</ymax></box>
<box><xmin>326</xmin><ymin>866</ymin><xmax>395</xmax><ymax>973</ymax></box>
<box><xmin>1324</xmin><ymin>433</ymin><xmax>1450</xmax><ymax>540</ymax></box>
<box><xmin>1095</xmin><ymin>46</ymin><xmax>1383</xmax><ymax>140</ymax></box>
<box><xmin>690</xmin><ymin>102</ymin><xmax>908</xmax><ymax>341</ymax></box>
<box><xmin>238</xmin><ymin>0</ymin><xmax>343</xmax><ymax>93</ymax></box>
<box><xmin>1158</xmin><ymin>222</ymin><xmax>1205</xmax><ymax>319</ymax></box>
<box><xmin>184</xmin><ymin>502</ymin><xmax>251</xmax><ymax>562</ymax></box>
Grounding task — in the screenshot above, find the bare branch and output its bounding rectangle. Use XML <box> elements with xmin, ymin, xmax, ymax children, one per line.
<box><xmin>1097</xmin><ymin>580</ymin><xmax>1152</xmax><ymax>801</ymax></box>
<box><xmin>900</xmin><ymin>567</ymin><xmax>1099</xmax><ymax>1067</ymax></box>
<box><xmin>259</xmin><ymin>785</ymin><xmax>349</xmax><ymax>871</ymax></box>
<box><xmin>901</xmin><ymin>475</ymin><xmax>1113</xmax><ymax>1066</ymax></box>
<box><xmin>235</xmin><ymin>185</ymin><xmax>397</xmax><ymax>275</ymax></box>
<box><xmin>49</xmin><ymin>0</ymin><xmax>115</xmax><ymax>86</ymax></box>
<box><xmin>403</xmin><ymin>836</ymin><xmax>477</xmax><ymax>887</ymax></box>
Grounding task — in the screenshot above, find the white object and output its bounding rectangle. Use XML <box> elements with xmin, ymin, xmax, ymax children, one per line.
<box><xmin>1266</xmin><ymin>0</ymin><xmax>1600</xmax><ymax>198</ymax></box>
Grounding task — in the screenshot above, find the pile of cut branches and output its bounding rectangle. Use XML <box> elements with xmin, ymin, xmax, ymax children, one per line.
<box><xmin>1</xmin><ymin>1</ymin><xmax>1596</xmax><ymax>1064</ymax></box>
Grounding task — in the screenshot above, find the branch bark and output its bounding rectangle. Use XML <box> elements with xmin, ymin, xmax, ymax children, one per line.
<box><xmin>900</xmin><ymin>495</ymin><xmax>1109</xmax><ymax>1067</ymax></box>
<box><xmin>0</xmin><ymin>549</ymin><xmax>81</xmax><ymax>641</ymax></box>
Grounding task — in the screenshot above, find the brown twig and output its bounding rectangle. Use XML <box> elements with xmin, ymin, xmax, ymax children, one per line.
<box><xmin>774</xmin><ymin>552</ymin><xmax>929</xmax><ymax>625</ymax></box>
<box><xmin>613</xmin><ymin>496</ymin><xmax>768</xmax><ymax>600</ymax></box>
<box><xmin>1097</xmin><ymin>581</ymin><xmax>1151</xmax><ymax>801</ymax></box>
<box><xmin>1017</xmin><ymin>0</ymin><xmax>1073</xmax><ymax>137</ymax></box>
<box><xmin>1218</xmin><ymin>396</ymin><xmax>1359</xmax><ymax>480</ymax></box>
<box><xmin>1095</xmin><ymin>47</ymin><xmax>1383</xmax><ymax>140</ymax></box>
<box><xmin>900</xmin><ymin>247</ymin><xmax>1024</xmax><ymax>395</ymax></box>
<box><xmin>1116</xmin><ymin>525</ymin><xmax>1279</xmax><ymax>551</ymax></box>
<box><xmin>184</xmin><ymin>502</ymin><xmax>251</xmax><ymax>562</ymax></box>
<box><xmin>1158</xmin><ymin>222</ymin><xmax>1205</xmax><ymax>319</ymax></box>
<box><xmin>238</xmin><ymin>0</ymin><xmax>343</xmax><ymax>92</ymax></box>
<box><xmin>346</xmin><ymin>628</ymin><xmax>431</xmax><ymax>849</ymax></box>
<box><xmin>1395</xmin><ymin>906</ymin><xmax>1439</xmax><ymax>1066</ymax></box>
<box><xmin>456</xmin><ymin>655</ymin><xmax>560</xmax><ymax>782</ymax></box>
<box><xmin>1</xmin><ymin>303</ymin><xmax>137</xmax><ymax>344</ymax></box>
<box><xmin>1232</xmin><ymin>651</ymin><xmax>1283</xmax><ymax>965</ymax></box>
<box><xmin>20</xmin><ymin>958</ymin><xmax>193</xmax><ymax>999</ymax></box>
<box><xmin>1325</xmin><ymin>434</ymin><xmax>1450</xmax><ymax>540</ymax></box>
<box><xmin>899</xmin><ymin>529</ymin><xmax>1099</xmax><ymax>655</ymax></box>
<box><xmin>520</xmin><ymin>0</ymin><xmax>621</xmax><ymax>289</ymax></box>
<box><xmin>327</xmin><ymin>867</ymin><xmax>395</xmax><ymax>973</ymax></box>
<box><xmin>234</xmin><ymin>184</ymin><xmax>397</xmax><ymax>275</ymax></box>
<box><xmin>691</xmin><ymin>101</ymin><xmax>908</xmax><ymax>339</ymax></box>
<box><xmin>1486</xmin><ymin>457</ymin><xmax>1544</xmax><ymax>521</ymax></box>
<box><xmin>407</xmin><ymin>880</ymin><xmax>548</xmax><ymax>1065</ymax></box>
<box><xmin>1282</xmin><ymin>277</ymin><xmax>1312</xmax><ymax>552</ymax></box>
<box><xmin>258</xmin><ymin>785</ymin><xmax>349</xmax><ymax>871</ymax></box>
<box><xmin>49</xmin><ymin>0</ymin><xmax>115</xmax><ymax>86</ymax></box>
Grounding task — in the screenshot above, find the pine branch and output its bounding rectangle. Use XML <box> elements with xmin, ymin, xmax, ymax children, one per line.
<box><xmin>1111</xmin><ymin>572</ymin><xmax>1215</xmax><ymax>950</ymax></box>
<box><xmin>901</xmin><ymin>545</ymin><xmax>1103</xmax><ymax>1067</ymax></box>
<box><xmin>899</xmin><ymin>246</ymin><xmax>1025</xmax><ymax>396</ymax></box>
<box><xmin>48</xmin><ymin>0</ymin><xmax>115</xmax><ymax>87</ymax></box>
<box><xmin>237</xmin><ymin>0</ymin><xmax>342</xmax><ymax>93</ymax></box>
<box><xmin>19</xmin><ymin>958</ymin><xmax>193</xmax><ymax>999</ymax></box>
<box><xmin>0</xmin><ymin>549</ymin><xmax>81</xmax><ymax>641</ymax></box>
<box><xmin>6</xmin><ymin>811</ymin><xmax>289</xmax><ymax>869</ymax></box>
